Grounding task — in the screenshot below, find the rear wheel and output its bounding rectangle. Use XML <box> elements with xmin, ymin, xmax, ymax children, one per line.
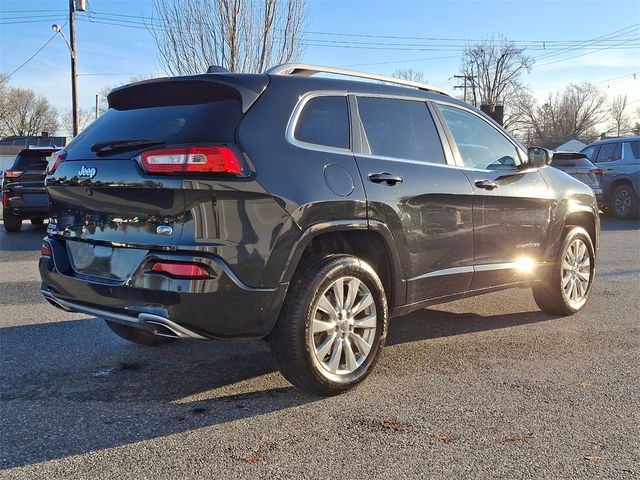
<box><xmin>3</xmin><ymin>211</ymin><xmax>22</xmax><ymax>233</ymax></box>
<box><xmin>30</xmin><ymin>217</ymin><xmax>45</xmax><ymax>225</ymax></box>
<box><xmin>270</xmin><ymin>254</ymin><xmax>388</xmax><ymax>396</ymax></box>
<box><xmin>105</xmin><ymin>320</ymin><xmax>176</xmax><ymax>346</ymax></box>
<box><xmin>611</xmin><ymin>183</ymin><xmax>638</xmax><ymax>219</ymax></box>
<box><xmin>532</xmin><ymin>227</ymin><xmax>595</xmax><ymax>316</ymax></box>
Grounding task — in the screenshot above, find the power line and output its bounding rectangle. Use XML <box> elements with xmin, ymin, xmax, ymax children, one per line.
<box><xmin>6</xmin><ymin>20</ymin><xmax>69</xmax><ymax>79</ymax></box>
<box><xmin>537</xmin><ymin>37</ymin><xmax>639</xmax><ymax>67</ymax></box>
<box><xmin>596</xmin><ymin>72</ymin><xmax>639</xmax><ymax>84</ymax></box>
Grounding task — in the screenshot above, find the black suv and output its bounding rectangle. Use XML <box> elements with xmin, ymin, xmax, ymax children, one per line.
<box><xmin>2</xmin><ymin>147</ymin><xmax>59</xmax><ymax>232</ymax></box>
<box><xmin>40</xmin><ymin>65</ymin><xmax>599</xmax><ymax>395</ymax></box>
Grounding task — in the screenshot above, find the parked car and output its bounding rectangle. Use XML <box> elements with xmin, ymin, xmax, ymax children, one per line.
<box><xmin>550</xmin><ymin>151</ymin><xmax>603</xmax><ymax>207</ymax></box>
<box><xmin>39</xmin><ymin>64</ymin><xmax>599</xmax><ymax>395</ymax></box>
<box><xmin>2</xmin><ymin>146</ymin><xmax>59</xmax><ymax>232</ymax></box>
<box><xmin>581</xmin><ymin>137</ymin><xmax>640</xmax><ymax>219</ymax></box>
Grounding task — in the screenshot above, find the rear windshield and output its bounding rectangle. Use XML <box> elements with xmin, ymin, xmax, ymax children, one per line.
<box><xmin>551</xmin><ymin>153</ymin><xmax>594</xmax><ymax>167</ymax></box>
<box><xmin>12</xmin><ymin>151</ymin><xmax>54</xmax><ymax>170</ymax></box>
<box><xmin>65</xmin><ymin>82</ymin><xmax>243</xmax><ymax>160</ymax></box>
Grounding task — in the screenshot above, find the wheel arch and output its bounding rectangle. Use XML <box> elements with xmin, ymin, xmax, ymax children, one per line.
<box><xmin>280</xmin><ymin>220</ymin><xmax>405</xmax><ymax>308</ymax></box>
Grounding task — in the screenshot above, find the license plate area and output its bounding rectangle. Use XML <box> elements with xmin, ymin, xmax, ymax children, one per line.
<box><xmin>66</xmin><ymin>241</ymin><xmax>148</xmax><ymax>281</ymax></box>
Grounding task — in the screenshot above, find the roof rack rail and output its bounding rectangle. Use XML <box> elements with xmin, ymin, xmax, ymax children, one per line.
<box><xmin>265</xmin><ymin>63</ymin><xmax>452</xmax><ymax>97</ymax></box>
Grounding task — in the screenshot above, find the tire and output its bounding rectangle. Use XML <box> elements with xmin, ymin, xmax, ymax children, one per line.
<box><xmin>105</xmin><ymin>320</ymin><xmax>176</xmax><ymax>346</ymax></box>
<box><xmin>611</xmin><ymin>183</ymin><xmax>639</xmax><ymax>219</ymax></box>
<box><xmin>3</xmin><ymin>211</ymin><xmax>22</xmax><ymax>233</ymax></box>
<box><xmin>532</xmin><ymin>226</ymin><xmax>595</xmax><ymax>316</ymax></box>
<box><xmin>270</xmin><ymin>254</ymin><xmax>388</xmax><ymax>396</ymax></box>
<box><xmin>30</xmin><ymin>217</ymin><xmax>45</xmax><ymax>225</ymax></box>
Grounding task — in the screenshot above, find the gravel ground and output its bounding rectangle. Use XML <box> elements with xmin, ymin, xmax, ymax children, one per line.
<box><xmin>0</xmin><ymin>217</ymin><xmax>639</xmax><ymax>479</ymax></box>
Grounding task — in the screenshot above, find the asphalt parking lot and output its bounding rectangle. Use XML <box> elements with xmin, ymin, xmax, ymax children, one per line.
<box><xmin>0</xmin><ymin>217</ymin><xmax>638</xmax><ymax>479</ymax></box>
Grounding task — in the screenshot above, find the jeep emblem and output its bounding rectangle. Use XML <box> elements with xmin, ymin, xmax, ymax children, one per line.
<box><xmin>77</xmin><ymin>165</ymin><xmax>97</xmax><ymax>178</ymax></box>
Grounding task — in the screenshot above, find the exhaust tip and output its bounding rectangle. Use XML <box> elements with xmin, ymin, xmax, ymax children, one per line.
<box><xmin>143</xmin><ymin>320</ymin><xmax>181</xmax><ymax>339</ymax></box>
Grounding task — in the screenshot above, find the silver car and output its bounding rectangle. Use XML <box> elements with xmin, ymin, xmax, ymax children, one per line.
<box><xmin>551</xmin><ymin>151</ymin><xmax>603</xmax><ymax>208</ymax></box>
<box><xmin>582</xmin><ymin>137</ymin><xmax>640</xmax><ymax>219</ymax></box>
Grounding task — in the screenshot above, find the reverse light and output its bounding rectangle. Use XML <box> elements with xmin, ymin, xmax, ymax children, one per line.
<box><xmin>47</xmin><ymin>150</ymin><xmax>66</xmax><ymax>174</ymax></box>
<box><xmin>41</xmin><ymin>243</ymin><xmax>52</xmax><ymax>257</ymax></box>
<box><xmin>151</xmin><ymin>261</ymin><xmax>211</xmax><ymax>279</ymax></box>
<box><xmin>3</xmin><ymin>170</ymin><xmax>24</xmax><ymax>178</ymax></box>
<box><xmin>138</xmin><ymin>146</ymin><xmax>242</xmax><ymax>174</ymax></box>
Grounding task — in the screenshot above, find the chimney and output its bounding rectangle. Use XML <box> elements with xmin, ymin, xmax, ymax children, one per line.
<box><xmin>41</xmin><ymin>131</ymin><xmax>49</xmax><ymax>138</ymax></box>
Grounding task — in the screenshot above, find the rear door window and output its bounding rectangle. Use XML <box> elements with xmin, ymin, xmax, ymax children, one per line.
<box><xmin>356</xmin><ymin>97</ymin><xmax>445</xmax><ymax>164</ymax></box>
<box><xmin>294</xmin><ymin>96</ymin><xmax>350</xmax><ymax>150</ymax></box>
<box><xmin>436</xmin><ymin>104</ymin><xmax>521</xmax><ymax>170</ymax></box>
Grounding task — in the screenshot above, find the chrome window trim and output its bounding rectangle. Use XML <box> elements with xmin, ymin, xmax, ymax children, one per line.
<box><xmin>286</xmin><ymin>90</ymin><xmax>353</xmax><ymax>155</ymax></box>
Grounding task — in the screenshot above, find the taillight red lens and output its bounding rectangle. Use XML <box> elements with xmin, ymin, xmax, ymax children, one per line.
<box><xmin>151</xmin><ymin>261</ymin><xmax>210</xmax><ymax>279</ymax></box>
<box><xmin>41</xmin><ymin>243</ymin><xmax>52</xmax><ymax>256</ymax></box>
<box><xmin>47</xmin><ymin>150</ymin><xmax>66</xmax><ymax>174</ymax></box>
<box><xmin>591</xmin><ymin>168</ymin><xmax>603</xmax><ymax>176</ymax></box>
<box><xmin>138</xmin><ymin>146</ymin><xmax>242</xmax><ymax>174</ymax></box>
<box><xmin>4</xmin><ymin>170</ymin><xmax>24</xmax><ymax>178</ymax></box>
<box><xmin>2</xmin><ymin>192</ymin><xmax>8</xmax><ymax>207</ymax></box>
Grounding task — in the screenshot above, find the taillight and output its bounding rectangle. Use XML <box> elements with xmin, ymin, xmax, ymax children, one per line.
<box><xmin>41</xmin><ymin>243</ymin><xmax>52</xmax><ymax>257</ymax></box>
<box><xmin>4</xmin><ymin>170</ymin><xmax>23</xmax><ymax>178</ymax></box>
<box><xmin>47</xmin><ymin>150</ymin><xmax>66</xmax><ymax>174</ymax></box>
<box><xmin>151</xmin><ymin>261</ymin><xmax>211</xmax><ymax>279</ymax></box>
<box><xmin>591</xmin><ymin>168</ymin><xmax>603</xmax><ymax>176</ymax></box>
<box><xmin>2</xmin><ymin>192</ymin><xmax>8</xmax><ymax>208</ymax></box>
<box><xmin>138</xmin><ymin>146</ymin><xmax>242</xmax><ymax>174</ymax></box>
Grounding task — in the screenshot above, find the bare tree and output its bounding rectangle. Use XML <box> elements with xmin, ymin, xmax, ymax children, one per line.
<box><xmin>0</xmin><ymin>87</ymin><xmax>58</xmax><ymax>137</ymax></box>
<box><xmin>0</xmin><ymin>73</ymin><xmax>10</xmax><ymax>136</ymax></box>
<box><xmin>392</xmin><ymin>69</ymin><xmax>427</xmax><ymax>84</ymax></box>
<box><xmin>61</xmin><ymin>108</ymin><xmax>94</xmax><ymax>136</ymax></box>
<box><xmin>513</xmin><ymin>82</ymin><xmax>607</xmax><ymax>147</ymax></box>
<box><xmin>608</xmin><ymin>94</ymin><xmax>630</xmax><ymax>137</ymax></box>
<box><xmin>461</xmin><ymin>37</ymin><xmax>534</xmax><ymax>108</ymax></box>
<box><xmin>150</xmin><ymin>0</ymin><xmax>306</xmax><ymax>75</ymax></box>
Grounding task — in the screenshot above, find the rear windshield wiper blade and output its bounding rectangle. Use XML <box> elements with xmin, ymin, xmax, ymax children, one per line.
<box><xmin>91</xmin><ymin>139</ymin><xmax>165</xmax><ymax>155</ymax></box>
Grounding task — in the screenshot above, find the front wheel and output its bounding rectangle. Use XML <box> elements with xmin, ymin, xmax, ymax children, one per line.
<box><xmin>532</xmin><ymin>227</ymin><xmax>595</xmax><ymax>316</ymax></box>
<box><xmin>270</xmin><ymin>254</ymin><xmax>388</xmax><ymax>396</ymax></box>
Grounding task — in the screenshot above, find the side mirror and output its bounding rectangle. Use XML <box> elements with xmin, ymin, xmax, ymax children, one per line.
<box><xmin>527</xmin><ymin>146</ymin><xmax>552</xmax><ymax>168</ymax></box>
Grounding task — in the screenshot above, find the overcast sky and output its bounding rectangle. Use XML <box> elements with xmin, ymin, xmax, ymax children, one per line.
<box><xmin>1</xmin><ymin>0</ymin><xmax>639</xmax><ymax>129</ymax></box>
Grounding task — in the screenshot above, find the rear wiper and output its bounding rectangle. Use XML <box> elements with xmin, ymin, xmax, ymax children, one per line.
<box><xmin>90</xmin><ymin>139</ymin><xmax>165</xmax><ymax>155</ymax></box>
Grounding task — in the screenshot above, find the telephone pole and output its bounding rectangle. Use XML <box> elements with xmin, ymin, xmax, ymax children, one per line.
<box><xmin>453</xmin><ymin>75</ymin><xmax>476</xmax><ymax>103</ymax></box>
<box><xmin>69</xmin><ymin>0</ymin><xmax>79</xmax><ymax>136</ymax></box>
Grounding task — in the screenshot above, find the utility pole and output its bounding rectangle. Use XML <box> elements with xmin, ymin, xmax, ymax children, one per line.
<box><xmin>453</xmin><ymin>75</ymin><xmax>476</xmax><ymax>103</ymax></box>
<box><xmin>68</xmin><ymin>0</ymin><xmax>79</xmax><ymax>137</ymax></box>
<box><xmin>95</xmin><ymin>94</ymin><xmax>99</xmax><ymax>119</ymax></box>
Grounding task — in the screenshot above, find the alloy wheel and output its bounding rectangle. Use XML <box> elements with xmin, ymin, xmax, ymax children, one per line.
<box><xmin>309</xmin><ymin>276</ymin><xmax>377</xmax><ymax>375</ymax></box>
<box><xmin>614</xmin><ymin>189</ymin><xmax>632</xmax><ymax>217</ymax></box>
<box><xmin>561</xmin><ymin>238</ymin><xmax>591</xmax><ymax>308</ymax></box>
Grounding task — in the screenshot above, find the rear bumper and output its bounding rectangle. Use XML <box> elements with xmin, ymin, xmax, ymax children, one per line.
<box><xmin>3</xmin><ymin>191</ymin><xmax>49</xmax><ymax>218</ymax></box>
<box><xmin>39</xmin><ymin>238</ymin><xmax>288</xmax><ymax>339</ymax></box>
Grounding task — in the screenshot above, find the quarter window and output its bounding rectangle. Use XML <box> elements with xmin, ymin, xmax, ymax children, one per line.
<box><xmin>294</xmin><ymin>96</ymin><xmax>350</xmax><ymax>150</ymax></box>
<box><xmin>356</xmin><ymin>97</ymin><xmax>446</xmax><ymax>164</ymax></box>
<box><xmin>437</xmin><ymin>104</ymin><xmax>521</xmax><ymax>170</ymax></box>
